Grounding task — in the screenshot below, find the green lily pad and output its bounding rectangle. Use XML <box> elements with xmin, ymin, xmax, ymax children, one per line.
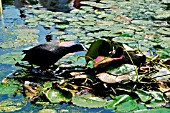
<box><xmin>43</xmin><ymin>82</ymin><xmax>52</xmax><ymax>89</ymax></box>
<box><xmin>0</xmin><ymin>99</ymin><xmax>23</xmax><ymax>112</ymax></box>
<box><xmin>49</xmin><ymin>31</ymin><xmax>65</xmax><ymax>36</ymax></box>
<box><xmin>0</xmin><ymin>41</ymin><xmax>27</xmax><ymax>48</ymax></box>
<box><xmin>108</xmin><ymin>64</ymin><xmax>137</xmax><ymax>80</ymax></box>
<box><xmin>0</xmin><ymin>52</ymin><xmax>23</xmax><ymax>64</ymax></box>
<box><xmin>150</xmin><ymin>91</ymin><xmax>163</xmax><ymax>101</ymax></box>
<box><xmin>135</xmin><ymin>89</ymin><xmax>151</xmax><ymax>102</ymax></box>
<box><xmin>146</xmin><ymin>99</ymin><xmax>165</xmax><ymax>108</ymax></box>
<box><xmin>116</xmin><ymin>100</ymin><xmax>138</xmax><ymax>112</ymax></box>
<box><xmin>80</xmin><ymin>6</ymin><xmax>94</xmax><ymax>12</ymax></box>
<box><xmin>0</xmin><ymin>83</ymin><xmax>18</xmax><ymax>94</ymax></box>
<box><xmin>44</xmin><ymin>87</ymin><xmax>72</xmax><ymax>103</ymax></box>
<box><xmin>72</xmin><ymin>94</ymin><xmax>106</xmax><ymax>108</ymax></box>
<box><xmin>14</xmin><ymin>28</ymin><xmax>39</xmax><ymax>43</ymax></box>
<box><xmin>157</xmin><ymin>27</ymin><xmax>170</xmax><ymax>36</ymax></box>
<box><xmin>131</xmin><ymin>20</ymin><xmax>154</xmax><ymax>25</ymax></box>
<box><xmin>158</xmin><ymin>37</ymin><xmax>170</xmax><ymax>48</ymax></box>
<box><xmin>38</xmin><ymin>109</ymin><xmax>56</xmax><ymax>113</ymax></box>
<box><xmin>105</xmin><ymin>94</ymin><xmax>133</xmax><ymax>109</ymax></box>
<box><xmin>55</xmin><ymin>24</ymin><xmax>69</xmax><ymax>30</ymax></box>
<box><xmin>59</xmin><ymin>35</ymin><xmax>78</xmax><ymax>41</ymax></box>
<box><xmin>39</xmin><ymin>21</ymin><xmax>55</xmax><ymax>27</ymax></box>
<box><xmin>112</xmin><ymin>37</ymin><xmax>136</xmax><ymax>43</ymax></box>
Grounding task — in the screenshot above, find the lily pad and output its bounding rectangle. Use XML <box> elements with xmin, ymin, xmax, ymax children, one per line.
<box><xmin>55</xmin><ymin>24</ymin><xmax>69</xmax><ymax>30</ymax></box>
<box><xmin>0</xmin><ymin>41</ymin><xmax>27</xmax><ymax>48</ymax></box>
<box><xmin>116</xmin><ymin>100</ymin><xmax>138</xmax><ymax>112</ymax></box>
<box><xmin>135</xmin><ymin>89</ymin><xmax>151</xmax><ymax>102</ymax></box>
<box><xmin>105</xmin><ymin>94</ymin><xmax>133</xmax><ymax>109</ymax></box>
<box><xmin>131</xmin><ymin>20</ymin><xmax>153</xmax><ymax>25</ymax></box>
<box><xmin>38</xmin><ymin>109</ymin><xmax>56</xmax><ymax>113</ymax></box>
<box><xmin>0</xmin><ymin>99</ymin><xmax>23</xmax><ymax>112</ymax></box>
<box><xmin>44</xmin><ymin>87</ymin><xmax>72</xmax><ymax>103</ymax></box>
<box><xmin>157</xmin><ymin>27</ymin><xmax>170</xmax><ymax>36</ymax></box>
<box><xmin>0</xmin><ymin>83</ymin><xmax>18</xmax><ymax>94</ymax></box>
<box><xmin>0</xmin><ymin>52</ymin><xmax>23</xmax><ymax>64</ymax></box>
<box><xmin>14</xmin><ymin>28</ymin><xmax>39</xmax><ymax>43</ymax></box>
<box><xmin>72</xmin><ymin>94</ymin><xmax>106</xmax><ymax>108</ymax></box>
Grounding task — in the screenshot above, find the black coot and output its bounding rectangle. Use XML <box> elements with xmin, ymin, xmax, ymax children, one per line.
<box><xmin>22</xmin><ymin>42</ymin><xmax>87</xmax><ymax>68</ymax></box>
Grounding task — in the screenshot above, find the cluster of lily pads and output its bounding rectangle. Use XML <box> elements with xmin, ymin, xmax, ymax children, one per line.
<box><xmin>0</xmin><ymin>0</ymin><xmax>170</xmax><ymax>112</ymax></box>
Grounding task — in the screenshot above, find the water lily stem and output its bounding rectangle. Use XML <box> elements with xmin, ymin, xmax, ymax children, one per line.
<box><xmin>123</xmin><ymin>48</ymin><xmax>139</xmax><ymax>82</ymax></box>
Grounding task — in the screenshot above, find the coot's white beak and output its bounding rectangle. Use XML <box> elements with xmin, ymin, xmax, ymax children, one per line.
<box><xmin>81</xmin><ymin>44</ymin><xmax>88</xmax><ymax>52</ymax></box>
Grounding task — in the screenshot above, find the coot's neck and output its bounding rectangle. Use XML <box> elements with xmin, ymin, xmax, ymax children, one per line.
<box><xmin>67</xmin><ymin>44</ymin><xmax>83</xmax><ymax>53</ymax></box>
<box><xmin>53</xmin><ymin>44</ymin><xmax>83</xmax><ymax>57</ymax></box>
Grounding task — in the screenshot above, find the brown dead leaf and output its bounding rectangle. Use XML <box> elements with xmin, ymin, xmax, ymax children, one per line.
<box><xmin>70</xmin><ymin>72</ymin><xmax>87</xmax><ymax>78</ymax></box>
<box><xmin>162</xmin><ymin>58</ymin><xmax>170</xmax><ymax>65</ymax></box>
<box><xmin>96</xmin><ymin>72</ymin><xmax>117</xmax><ymax>83</ymax></box>
<box><xmin>151</xmin><ymin>55</ymin><xmax>160</xmax><ymax>62</ymax></box>
<box><xmin>158</xmin><ymin>80</ymin><xmax>170</xmax><ymax>99</ymax></box>
<box><xmin>24</xmin><ymin>81</ymin><xmax>41</xmax><ymax>100</ymax></box>
<box><xmin>112</xmin><ymin>15</ymin><xmax>132</xmax><ymax>23</ymax></box>
<box><xmin>110</xmin><ymin>6</ymin><xmax>120</xmax><ymax>10</ymax></box>
<box><xmin>96</xmin><ymin>73</ymin><xmax>129</xmax><ymax>83</ymax></box>
<box><xmin>144</xmin><ymin>34</ymin><xmax>156</xmax><ymax>40</ymax></box>
<box><xmin>140</xmin><ymin>66</ymin><xmax>154</xmax><ymax>73</ymax></box>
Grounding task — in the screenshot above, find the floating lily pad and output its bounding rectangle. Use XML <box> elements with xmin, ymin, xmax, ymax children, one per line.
<box><xmin>38</xmin><ymin>109</ymin><xmax>56</xmax><ymax>113</ymax></box>
<box><xmin>108</xmin><ymin>64</ymin><xmax>137</xmax><ymax>75</ymax></box>
<box><xmin>55</xmin><ymin>24</ymin><xmax>69</xmax><ymax>30</ymax></box>
<box><xmin>112</xmin><ymin>37</ymin><xmax>136</xmax><ymax>43</ymax></box>
<box><xmin>0</xmin><ymin>83</ymin><xmax>18</xmax><ymax>94</ymax></box>
<box><xmin>14</xmin><ymin>28</ymin><xmax>39</xmax><ymax>43</ymax></box>
<box><xmin>116</xmin><ymin>100</ymin><xmax>138</xmax><ymax>112</ymax></box>
<box><xmin>0</xmin><ymin>99</ymin><xmax>23</xmax><ymax>112</ymax></box>
<box><xmin>157</xmin><ymin>27</ymin><xmax>170</xmax><ymax>36</ymax></box>
<box><xmin>72</xmin><ymin>94</ymin><xmax>106</xmax><ymax>108</ymax></box>
<box><xmin>0</xmin><ymin>41</ymin><xmax>27</xmax><ymax>48</ymax></box>
<box><xmin>105</xmin><ymin>94</ymin><xmax>133</xmax><ymax>109</ymax></box>
<box><xmin>39</xmin><ymin>21</ymin><xmax>55</xmax><ymax>27</ymax></box>
<box><xmin>59</xmin><ymin>35</ymin><xmax>78</xmax><ymax>41</ymax></box>
<box><xmin>131</xmin><ymin>20</ymin><xmax>153</xmax><ymax>25</ymax></box>
<box><xmin>0</xmin><ymin>52</ymin><xmax>23</xmax><ymax>64</ymax></box>
<box><xmin>44</xmin><ymin>87</ymin><xmax>72</xmax><ymax>103</ymax></box>
<box><xmin>159</xmin><ymin>36</ymin><xmax>170</xmax><ymax>48</ymax></box>
<box><xmin>50</xmin><ymin>31</ymin><xmax>65</xmax><ymax>36</ymax></box>
<box><xmin>135</xmin><ymin>89</ymin><xmax>151</xmax><ymax>102</ymax></box>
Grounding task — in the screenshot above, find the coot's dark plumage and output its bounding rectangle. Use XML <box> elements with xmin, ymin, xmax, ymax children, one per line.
<box><xmin>22</xmin><ymin>43</ymin><xmax>87</xmax><ymax>68</ymax></box>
